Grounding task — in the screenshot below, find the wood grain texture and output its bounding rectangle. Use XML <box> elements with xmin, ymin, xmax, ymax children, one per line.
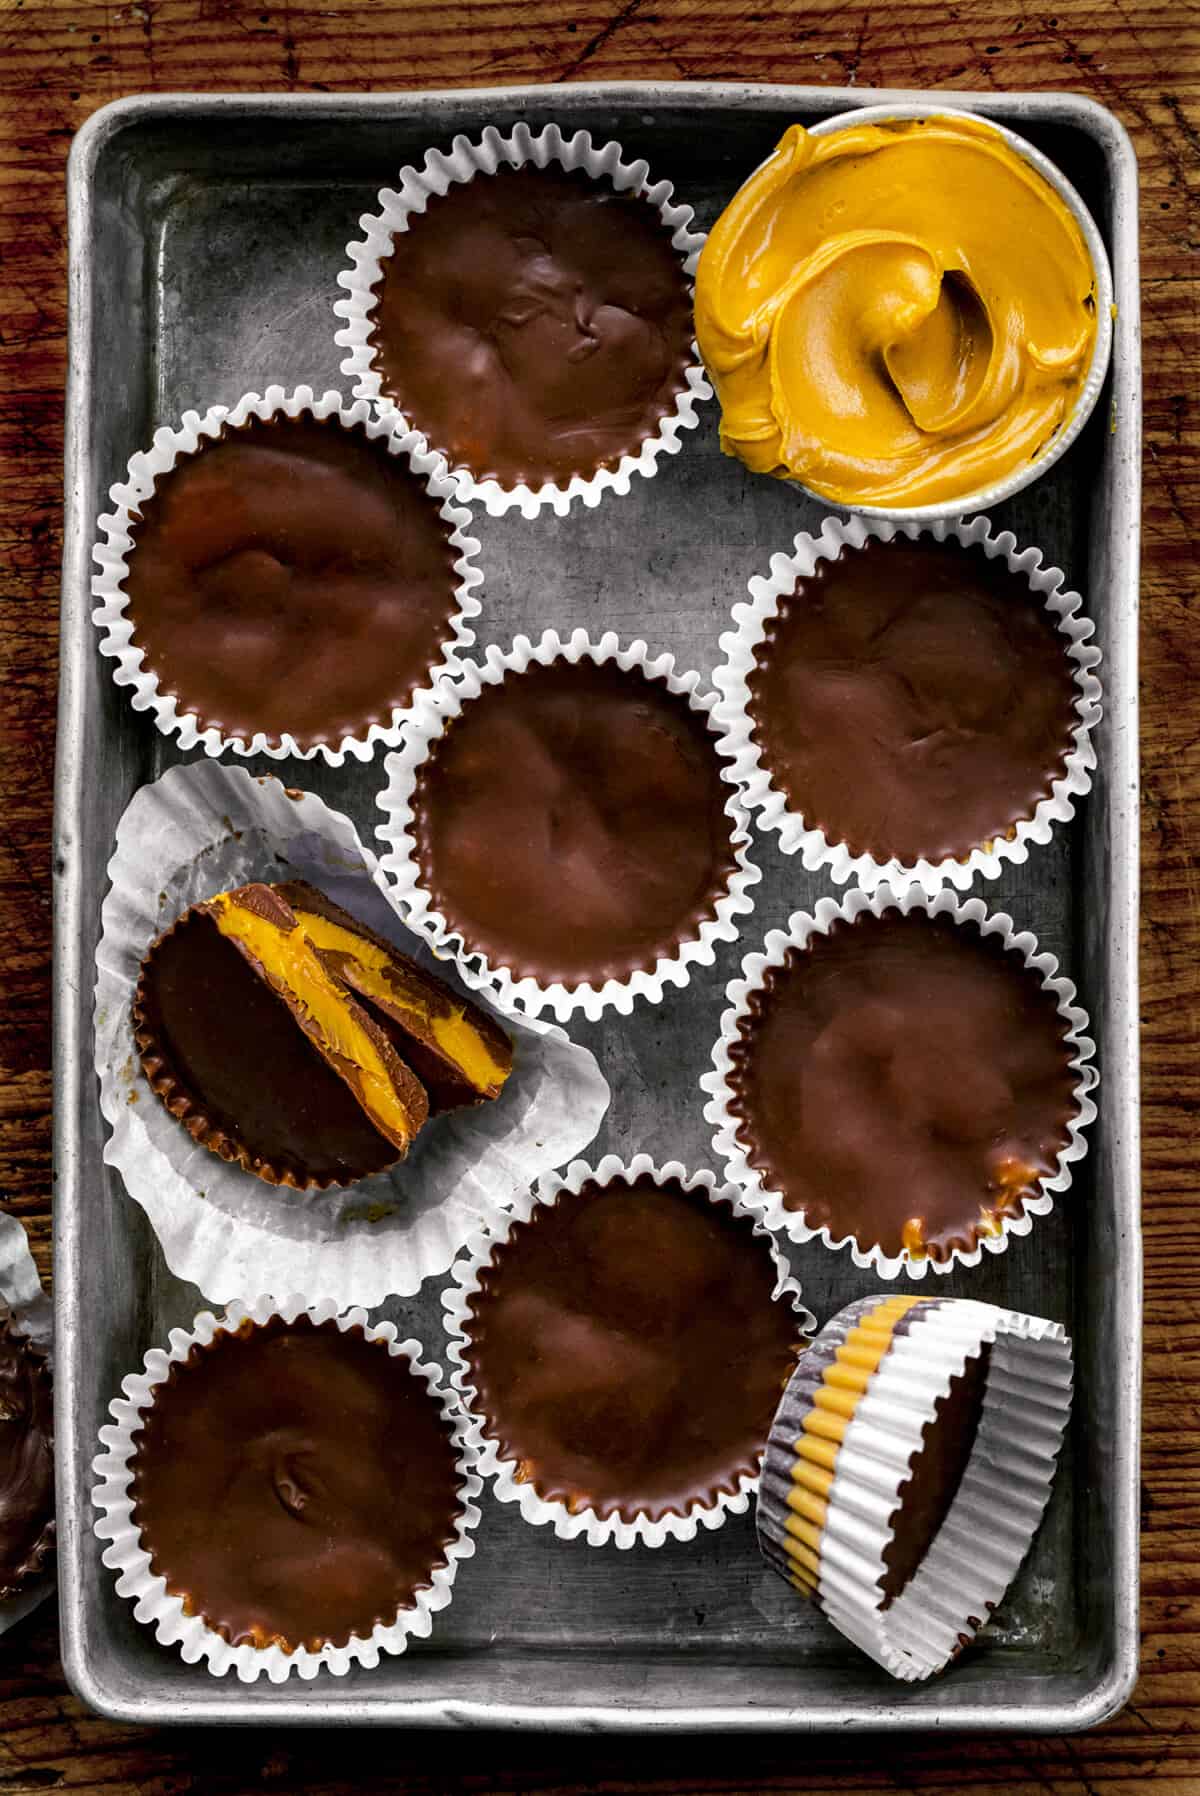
<box><xmin>0</xmin><ymin>0</ymin><xmax>1197</xmax><ymax>1789</ymax></box>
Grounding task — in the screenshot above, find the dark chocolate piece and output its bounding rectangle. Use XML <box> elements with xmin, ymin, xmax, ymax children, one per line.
<box><xmin>124</xmin><ymin>413</ymin><xmax>460</xmax><ymax>748</ymax></box>
<box><xmin>369</xmin><ymin>163</ymin><xmax>695</xmax><ymax>488</ymax></box>
<box><xmin>0</xmin><ymin>1321</ymin><xmax>54</xmax><ymax>1601</ymax></box>
<box><xmin>464</xmin><ymin>1174</ymin><xmax>802</xmax><ymax>1522</ymax></box>
<box><xmin>133</xmin><ymin>902</ymin><xmax>424</xmax><ymax>1189</ymax></box>
<box><xmin>131</xmin><ymin>1316</ymin><xmax>464</xmax><ymax>1653</ymax></box>
<box><xmin>746</xmin><ymin>537</ymin><xmax>1080</xmax><ymax>864</ymax></box>
<box><xmin>728</xmin><ymin>909</ymin><xmax>1076</xmax><ymax>1261</ymax></box>
<box><xmin>412</xmin><ymin>659</ymin><xmax>738</xmax><ymax>989</ymax></box>
<box><xmin>880</xmin><ymin>1344</ymin><xmax>991</xmax><ymax>1606</ymax></box>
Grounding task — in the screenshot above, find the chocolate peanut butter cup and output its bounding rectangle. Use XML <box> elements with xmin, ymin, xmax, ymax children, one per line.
<box><xmin>336</xmin><ymin>126</ymin><xmax>708</xmax><ymax>511</ymax></box>
<box><xmin>708</xmin><ymin>893</ymin><xmax>1094</xmax><ymax>1274</ymax></box>
<box><xmin>747</xmin><ymin>536</ymin><xmax>1084</xmax><ymax>865</ymax></box>
<box><xmin>357</xmin><ymin>161</ymin><xmax>695</xmax><ymax>490</ymax></box>
<box><xmin>94</xmin><ymin>1300</ymin><xmax>482</xmax><ymax>1678</ymax></box>
<box><xmin>130</xmin><ymin>1316</ymin><xmax>463</xmax><ymax>1652</ymax></box>
<box><xmin>756</xmin><ymin>1294</ymin><xmax>1072</xmax><ymax>1680</ymax></box>
<box><xmin>133</xmin><ymin>879</ymin><xmax>512</xmax><ymax>1189</ymax></box>
<box><xmin>713</xmin><ymin>517</ymin><xmax>1102</xmax><ymax>890</ymax></box>
<box><xmin>394</xmin><ymin>641</ymin><xmax>753</xmax><ymax>1012</ymax></box>
<box><xmin>93</xmin><ymin>391</ymin><xmax>480</xmax><ymax>759</ymax></box>
<box><xmin>0</xmin><ymin>1319</ymin><xmax>54</xmax><ymax>1602</ymax></box>
<box><xmin>446</xmin><ymin>1159</ymin><xmax>811</xmax><ymax>1541</ymax></box>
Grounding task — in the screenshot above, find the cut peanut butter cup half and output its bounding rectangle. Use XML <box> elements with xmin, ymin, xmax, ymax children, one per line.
<box><xmin>132</xmin><ymin>879</ymin><xmax>512</xmax><ymax>1190</ymax></box>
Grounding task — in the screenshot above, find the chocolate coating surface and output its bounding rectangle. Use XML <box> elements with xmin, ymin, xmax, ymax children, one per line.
<box><xmin>370</xmin><ymin>164</ymin><xmax>696</xmax><ymax>487</ymax></box>
<box><xmin>412</xmin><ymin>659</ymin><xmax>738</xmax><ymax>989</ymax></box>
<box><xmin>0</xmin><ymin>1324</ymin><xmax>54</xmax><ymax>1599</ymax></box>
<box><xmin>135</xmin><ymin>907</ymin><xmax>402</xmax><ymax>1186</ymax></box>
<box><xmin>464</xmin><ymin>1175</ymin><xmax>801</xmax><ymax>1521</ymax></box>
<box><xmin>124</xmin><ymin>413</ymin><xmax>460</xmax><ymax>748</ymax></box>
<box><xmin>728</xmin><ymin>910</ymin><xmax>1077</xmax><ymax>1261</ymax></box>
<box><xmin>746</xmin><ymin>537</ymin><xmax>1080</xmax><ymax>864</ymax></box>
<box><xmin>131</xmin><ymin>1316</ymin><xmax>463</xmax><ymax>1652</ymax></box>
<box><xmin>880</xmin><ymin>1344</ymin><xmax>990</xmax><ymax>1606</ymax></box>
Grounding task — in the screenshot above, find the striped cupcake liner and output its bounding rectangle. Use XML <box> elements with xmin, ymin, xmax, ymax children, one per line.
<box><xmin>757</xmin><ymin>1293</ymin><xmax>1072</xmax><ymax>1681</ymax></box>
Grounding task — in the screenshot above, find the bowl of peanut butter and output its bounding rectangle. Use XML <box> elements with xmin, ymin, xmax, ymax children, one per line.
<box><xmin>694</xmin><ymin>106</ymin><xmax>1114</xmax><ymax>518</ymax></box>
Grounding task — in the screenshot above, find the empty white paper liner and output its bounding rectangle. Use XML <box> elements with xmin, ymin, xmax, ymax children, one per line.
<box><xmin>757</xmin><ymin>1293</ymin><xmax>1072</xmax><ymax>1681</ymax></box>
<box><xmin>92</xmin><ymin>1294</ymin><xmax>482</xmax><ymax>1682</ymax></box>
<box><xmin>443</xmin><ymin>1153</ymin><xmax>816</xmax><ymax>1548</ymax></box>
<box><xmin>94</xmin><ymin>760</ymin><xmax>611</xmax><ymax>1307</ymax></box>
<box><xmin>701</xmin><ymin>883</ymin><xmax>1097</xmax><ymax>1279</ymax></box>
<box><xmin>711</xmin><ymin>512</ymin><xmax>1103</xmax><ymax>895</ymax></box>
<box><xmin>334</xmin><ymin>121</ymin><xmax>711</xmax><ymax>518</ymax></box>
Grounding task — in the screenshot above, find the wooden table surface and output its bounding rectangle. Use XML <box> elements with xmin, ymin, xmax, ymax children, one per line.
<box><xmin>1</xmin><ymin>0</ymin><xmax>1196</xmax><ymax>1789</ymax></box>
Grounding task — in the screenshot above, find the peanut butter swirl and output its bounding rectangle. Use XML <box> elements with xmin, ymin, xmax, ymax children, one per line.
<box><xmin>695</xmin><ymin>116</ymin><xmax>1099</xmax><ymax>508</ymax></box>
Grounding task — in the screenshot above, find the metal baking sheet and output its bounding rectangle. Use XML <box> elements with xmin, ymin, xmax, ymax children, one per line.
<box><xmin>55</xmin><ymin>83</ymin><xmax>1142</xmax><ymax>1730</ymax></box>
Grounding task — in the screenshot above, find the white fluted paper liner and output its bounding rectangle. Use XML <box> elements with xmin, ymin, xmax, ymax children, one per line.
<box><xmin>756</xmin><ymin>1294</ymin><xmax>1072</xmax><ymax>1681</ymax></box>
<box><xmin>712</xmin><ymin>513</ymin><xmax>1103</xmax><ymax>895</ymax></box>
<box><xmin>94</xmin><ymin>759</ymin><xmax>611</xmax><ymax>1307</ymax></box>
<box><xmin>334</xmin><ymin>121</ymin><xmax>711</xmax><ymax>518</ymax></box>
<box><xmin>376</xmin><ymin>629</ymin><xmax>761</xmax><ymax>1022</ymax></box>
<box><xmin>91</xmin><ymin>1294</ymin><xmax>483</xmax><ymax>1682</ymax></box>
<box><xmin>90</xmin><ymin>385</ymin><xmax>483</xmax><ymax>764</ymax></box>
<box><xmin>701</xmin><ymin>883</ymin><xmax>1097</xmax><ymax>1279</ymax></box>
<box><xmin>0</xmin><ymin>1211</ymin><xmax>51</xmax><ymax>1355</ymax></box>
<box><xmin>0</xmin><ymin>1211</ymin><xmax>54</xmax><ymax>1633</ymax></box>
<box><xmin>443</xmin><ymin>1153</ymin><xmax>816</xmax><ymax>1549</ymax></box>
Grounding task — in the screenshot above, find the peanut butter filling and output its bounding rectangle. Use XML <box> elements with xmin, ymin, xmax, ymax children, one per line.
<box><xmin>208</xmin><ymin>892</ymin><xmax>419</xmax><ymax>1150</ymax></box>
<box><xmin>290</xmin><ymin>907</ymin><xmax>509</xmax><ymax>1096</ymax></box>
<box><xmin>695</xmin><ymin>116</ymin><xmax>1099</xmax><ymax>508</ymax></box>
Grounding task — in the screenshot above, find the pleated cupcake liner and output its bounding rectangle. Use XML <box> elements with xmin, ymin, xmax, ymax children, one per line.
<box><xmin>94</xmin><ymin>759</ymin><xmax>611</xmax><ymax>1308</ymax></box>
<box><xmin>443</xmin><ymin>1152</ymin><xmax>816</xmax><ymax>1548</ymax></box>
<box><xmin>91</xmin><ymin>1294</ymin><xmax>482</xmax><ymax>1683</ymax></box>
<box><xmin>756</xmin><ymin>1293</ymin><xmax>1072</xmax><ymax>1680</ymax></box>
<box><xmin>375</xmin><ymin>629</ymin><xmax>761</xmax><ymax>1023</ymax></box>
<box><xmin>711</xmin><ymin>512</ymin><xmax>1103</xmax><ymax>895</ymax></box>
<box><xmin>90</xmin><ymin>384</ymin><xmax>483</xmax><ymax>764</ymax></box>
<box><xmin>334</xmin><ymin>121</ymin><xmax>711</xmax><ymax>518</ymax></box>
<box><xmin>701</xmin><ymin>882</ymin><xmax>1098</xmax><ymax>1279</ymax></box>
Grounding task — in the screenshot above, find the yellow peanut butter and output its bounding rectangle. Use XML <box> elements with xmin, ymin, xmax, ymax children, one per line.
<box><xmin>290</xmin><ymin>906</ymin><xmax>510</xmax><ymax>1096</ymax></box>
<box><xmin>694</xmin><ymin>116</ymin><xmax>1099</xmax><ymax>508</ymax></box>
<box><xmin>208</xmin><ymin>893</ymin><xmax>418</xmax><ymax>1149</ymax></box>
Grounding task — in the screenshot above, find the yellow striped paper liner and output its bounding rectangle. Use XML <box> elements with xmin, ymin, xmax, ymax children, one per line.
<box><xmin>774</xmin><ymin>1293</ymin><xmax>932</xmax><ymax>1598</ymax></box>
